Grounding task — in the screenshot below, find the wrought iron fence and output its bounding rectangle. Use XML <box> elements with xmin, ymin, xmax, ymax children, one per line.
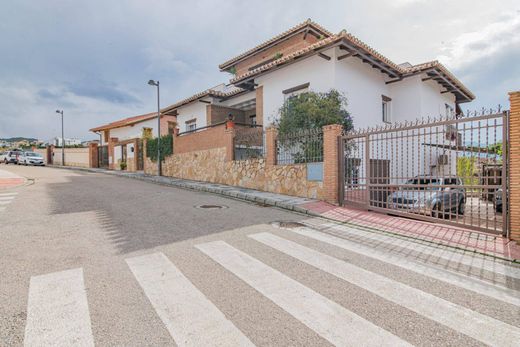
<box><xmin>234</xmin><ymin>127</ymin><xmax>265</xmax><ymax>160</ymax></box>
<box><xmin>276</xmin><ymin>128</ymin><xmax>323</xmax><ymax>165</ymax></box>
<box><xmin>341</xmin><ymin>109</ymin><xmax>509</xmax><ymax>236</ymax></box>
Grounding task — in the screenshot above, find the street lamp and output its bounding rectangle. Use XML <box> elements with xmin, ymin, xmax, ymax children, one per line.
<box><xmin>148</xmin><ymin>79</ymin><xmax>161</xmax><ymax>176</ymax></box>
<box><xmin>55</xmin><ymin>110</ymin><xmax>64</xmax><ymax>165</ymax></box>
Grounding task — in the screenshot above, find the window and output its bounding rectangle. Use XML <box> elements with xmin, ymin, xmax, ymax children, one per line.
<box><xmin>283</xmin><ymin>83</ymin><xmax>310</xmax><ymax>101</ymax></box>
<box><xmin>445</xmin><ymin>103</ymin><xmax>454</xmax><ymax>117</ymax></box>
<box><xmin>142</xmin><ymin>127</ymin><xmax>152</xmax><ymax>139</ymax></box>
<box><xmin>249</xmin><ymin>115</ymin><xmax>257</xmax><ymax>125</ymax></box>
<box><xmin>185</xmin><ymin>120</ymin><xmax>196</xmax><ymax>132</ymax></box>
<box><xmin>382</xmin><ymin>95</ymin><xmax>392</xmax><ymax>123</ymax></box>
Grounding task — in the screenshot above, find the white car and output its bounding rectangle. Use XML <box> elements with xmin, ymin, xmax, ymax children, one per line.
<box><xmin>18</xmin><ymin>151</ymin><xmax>45</xmax><ymax>166</ymax></box>
<box><xmin>0</xmin><ymin>151</ymin><xmax>6</xmax><ymax>163</ymax></box>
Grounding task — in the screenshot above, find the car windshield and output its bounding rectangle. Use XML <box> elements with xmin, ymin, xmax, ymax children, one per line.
<box><xmin>25</xmin><ymin>152</ymin><xmax>41</xmax><ymax>157</ymax></box>
<box><xmin>402</xmin><ymin>177</ymin><xmax>442</xmax><ymax>191</ymax></box>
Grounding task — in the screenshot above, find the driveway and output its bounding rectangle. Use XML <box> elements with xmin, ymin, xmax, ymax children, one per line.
<box><xmin>1</xmin><ymin>165</ymin><xmax>519</xmax><ymax>346</ymax></box>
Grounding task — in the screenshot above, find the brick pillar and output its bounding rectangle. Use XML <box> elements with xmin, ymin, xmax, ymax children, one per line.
<box><xmin>509</xmin><ymin>91</ymin><xmax>520</xmax><ymax>243</ymax></box>
<box><xmin>89</xmin><ymin>142</ymin><xmax>99</xmax><ymax>168</ymax></box>
<box><xmin>256</xmin><ymin>86</ymin><xmax>263</xmax><ymax>125</ymax></box>
<box><xmin>225</xmin><ymin>128</ymin><xmax>235</xmax><ymax>162</ymax></box>
<box><xmin>322</xmin><ymin>124</ymin><xmax>343</xmax><ymax>204</ymax></box>
<box><xmin>265</xmin><ymin>126</ymin><xmax>277</xmax><ymax>166</ymax></box>
<box><xmin>108</xmin><ymin>137</ymin><xmax>118</xmax><ymax>170</ymax></box>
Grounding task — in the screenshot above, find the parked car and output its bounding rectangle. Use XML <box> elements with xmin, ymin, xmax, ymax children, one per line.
<box><xmin>0</xmin><ymin>152</ymin><xmax>6</xmax><ymax>162</ymax></box>
<box><xmin>18</xmin><ymin>151</ymin><xmax>45</xmax><ymax>166</ymax></box>
<box><xmin>387</xmin><ymin>176</ymin><xmax>466</xmax><ymax>218</ymax></box>
<box><xmin>3</xmin><ymin>150</ymin><xmax>22</xmax><ymax>164</ymax></box>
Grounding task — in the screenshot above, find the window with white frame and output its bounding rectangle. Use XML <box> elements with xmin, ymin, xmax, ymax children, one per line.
<box><xmin>382</xmin><ymin>95</ymin><xmax>392</xmax><ymax>123</ymax></box>
<box><xmin>249</xmin><ymin>114</ymin><xmax>257</xmax><ymax>125</ymax></box>
<box><xmin>185</xmin><ymin>119</ymin><xmax>196</xmax><ymax>132</ymax></box>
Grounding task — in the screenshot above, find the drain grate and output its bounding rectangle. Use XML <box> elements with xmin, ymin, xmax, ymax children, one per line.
<box><xmin>195</xmin><ymin>204</ymin><xmax>228</xmax><ymax>210</ymax></box>
<box><xmin>272</xmin><ymin>221</ymin><xmax>305</xmax><ymax>229</ymax></box>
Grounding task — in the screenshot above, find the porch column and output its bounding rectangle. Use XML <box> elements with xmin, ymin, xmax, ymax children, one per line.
<box><xmin>322</xmin><ymin>124</ymin><xmax>343</xmax><ymax>204</ymax></box>
<box><xmin>509</xmin><ymin>91</ymin><xmax>520</xmax><ymax>243</ymax></box>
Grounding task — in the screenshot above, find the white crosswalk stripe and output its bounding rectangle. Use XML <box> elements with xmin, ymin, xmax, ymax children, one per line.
<box><xmin>302</xmin><ymin>219</ymin><xmax>520</xmax><ymax>279</ymax></box>
<box><xmin>126</xmin><ymin>252</ymin><xmax>254</xmax><ymax>347</ymax></box>
<box><xmin>196</xmin><ymin>240</ymin><xmax>412</xmax><ymax>347</ymax></box>
<box><xmin>24</xmin><ymin>268</ymin><xmax>94</xmax><ymax>347</ymax></box>
<box><xmin>250</xmin><ymin>232</ymin><xmax>520</xmax><ymax>347</ymax></box>
<box><xmin>0</xmin><ymin>192</ymin><xmax>16</xmax><ymax>210</ymax></box>
<box><xmin>288</xmin><ymin>226</ymin><xmax>520</xmax><ymax>306</ymax></box>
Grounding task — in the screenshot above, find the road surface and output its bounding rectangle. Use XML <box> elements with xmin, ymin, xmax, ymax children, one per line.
<box><xmin>1</xmin><ymin>165</ymin><xmax>519</xmax><ymax>346</ymax></box>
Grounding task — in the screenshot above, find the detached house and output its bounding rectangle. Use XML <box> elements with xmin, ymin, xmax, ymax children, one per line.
<box><xmin>162</xmin><ymin>19</ymin><xmax>474</xmax><ymax>132</ymax></box>
<box><xmin>90</xmin><ymin>112</ymin><xmax>176</xmax><ymax>171</ymax></box>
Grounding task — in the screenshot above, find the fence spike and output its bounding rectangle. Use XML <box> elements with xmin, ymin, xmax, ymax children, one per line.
<box><xmin>498</xmin><ymin>104</ymin><xmax>502</xmax><ymax>112</ymax></box>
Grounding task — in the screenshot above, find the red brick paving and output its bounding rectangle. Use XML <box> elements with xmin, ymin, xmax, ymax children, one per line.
<box><xmin>0</xmin><ymin>178</ymin><xmax>25</xmax><ymax>189</ymax></box>
<box><xmin>301</xmin><ymin>201</ymin><xmax>520</xmax><ymax>261</ymax></box>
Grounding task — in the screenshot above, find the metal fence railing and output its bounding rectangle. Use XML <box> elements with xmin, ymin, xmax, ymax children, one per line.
<box><xmin>234</xmin><ymin>127</ymin><xmax>265</xmax><ymax>160</ymax></box>
<box><xmin>276</xmin><ymin>128</ymin><xmax>324</xmax><ymax>165</ymax></box>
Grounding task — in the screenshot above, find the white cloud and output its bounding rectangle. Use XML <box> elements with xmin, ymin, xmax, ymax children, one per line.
<box><xmin>437</xmin><ymin>13</ymin><xmax>520</xmax><ymax>70</ymax></box>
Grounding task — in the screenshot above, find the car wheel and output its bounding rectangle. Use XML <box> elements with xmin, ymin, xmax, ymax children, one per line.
<box><xmin>432</xmin><ymin>203</ymin><xmax>443</xmax><ymax>218</ymax></box>
<box><xmin>458</xmin><ymin>200</ymin><xmax>465</xmax><ymax>215</ymax></box>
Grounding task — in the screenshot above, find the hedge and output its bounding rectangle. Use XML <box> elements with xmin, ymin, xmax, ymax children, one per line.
<box><xmin>146</xmin><ymin>134</ymin><xmax>173</xmax><ymax>162</ymax></box>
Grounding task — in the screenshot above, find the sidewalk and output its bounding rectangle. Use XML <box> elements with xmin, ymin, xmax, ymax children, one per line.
<box><xmin>0</xmin><ymin>168</ymin><xmax>27</xmax><ymax>190</ymax></box>
<box><xmin>56</xmin><ymin>166</ymin><xmax>520</xmax><ymax>262</ymax></box>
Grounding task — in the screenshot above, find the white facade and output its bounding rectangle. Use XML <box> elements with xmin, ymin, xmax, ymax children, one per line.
<box><xmin>175</xmin><ymin>101</ymin><xmax>211</xmax><ymax>132</ymax></box>
<box><xmin>109</xmin><ymin>118</ymin><xmax>160</xmax><ymax>143</ymax></box>
<box><xmin>50</xmin><ymin>137</ymin><xmax>83</xmax><ymax>147</ymax></box>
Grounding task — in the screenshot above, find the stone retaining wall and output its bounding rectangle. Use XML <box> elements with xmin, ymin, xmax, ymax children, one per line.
<box><xmin>145</xmin><ymin>147</ymin><xmax>324</xmax><ymax>199</ymax></box>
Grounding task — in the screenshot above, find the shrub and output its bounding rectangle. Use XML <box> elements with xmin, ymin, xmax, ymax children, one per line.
<box><xmin>146</xmin><ymin>134</ymin><xmax>173</xmax><ymax>162</ymax></box>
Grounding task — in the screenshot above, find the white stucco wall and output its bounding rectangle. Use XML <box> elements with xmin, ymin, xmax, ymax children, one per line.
<box><xmin>176</xmin><ymin>99</ymin><xmax>210</xmax><ymax>132</ymax></box>
<box><xmin>110</xmin><ymin>118</ymin><xmax>159</xmax><ymax>141</ymax></box>
<box><xmin>333</xmin><ymin>50</ymin><xmax>391</xmax><ymax>129</ymax></box>
<box><xmin>256</xmin><ymin>47</ymin><xmax>336</xmax><ymax>126</ymax></box>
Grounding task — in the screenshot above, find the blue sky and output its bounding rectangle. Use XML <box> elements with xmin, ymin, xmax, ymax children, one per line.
<box><xmin>0</xmin><ymin>0</ymin><xmax>518</xmax><ymax>141</ymax></box>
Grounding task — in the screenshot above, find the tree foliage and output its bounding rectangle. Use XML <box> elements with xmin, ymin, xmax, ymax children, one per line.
<box><xmin>275</xmin><ymin>89</ymin><xmax>353</xmax><ymax>135</ymax></box>
<box><xmin>146</xmin><ymin>135</ymin><xmax>173</xmax><ymax>162</ymax></box>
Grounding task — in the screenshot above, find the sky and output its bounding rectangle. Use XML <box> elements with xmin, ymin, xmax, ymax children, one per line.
<box><xmin>0</xmin><ymin>0</ymin><xmax>518</xmax><ymax>141</ymax></box>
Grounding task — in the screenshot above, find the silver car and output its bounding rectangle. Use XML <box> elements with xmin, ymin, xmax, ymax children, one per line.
<box><xmin>387</xmin><ymin>176</ymin><xmax>465</xmax><ymax>218</ymax></box>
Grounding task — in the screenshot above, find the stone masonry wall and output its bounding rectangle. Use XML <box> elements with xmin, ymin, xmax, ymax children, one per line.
<box><xmin>145</xmin><ymin>147</ymin><xmax>324</xmax><ymax>199</ymax></box>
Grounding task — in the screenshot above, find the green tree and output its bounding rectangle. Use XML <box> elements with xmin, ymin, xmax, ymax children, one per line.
<box><xmin>276</xmin><ymin>89</ymin><xmax>353</xmax><ymax>135</ymax></box>
<box><xmin>275</xmin><ymin>90</ymin><xmax>353</xmax><ymax>163</ymax></box>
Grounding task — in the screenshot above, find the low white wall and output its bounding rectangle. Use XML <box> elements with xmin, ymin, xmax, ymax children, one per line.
<box><xmin>52</xmin><ymin>147</ymin><xmax>89</xmax><ymax>167</ymax></box>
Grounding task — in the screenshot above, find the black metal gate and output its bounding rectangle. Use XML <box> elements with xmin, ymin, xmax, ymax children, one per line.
<box><xmin>98</xmin><ymin>145</ymin><xmax>109</xmax><ymax>169</ymax></box>
<box><xmin>340</xmin><ymin>111</ymin><xmax>509</xmax><ymax>236</ymax></box>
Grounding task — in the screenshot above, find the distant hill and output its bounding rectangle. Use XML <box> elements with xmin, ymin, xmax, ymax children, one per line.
<box><xmin>0</xmin><ymin>137</ymin><xmax>38</xmax><ymax>142</ymax></box>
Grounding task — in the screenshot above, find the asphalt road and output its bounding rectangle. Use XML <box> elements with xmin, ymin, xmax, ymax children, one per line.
<box><xmin>1</xmin><ymin>165</ymin><xmax>519</xmax><ymax>346</ymax></box>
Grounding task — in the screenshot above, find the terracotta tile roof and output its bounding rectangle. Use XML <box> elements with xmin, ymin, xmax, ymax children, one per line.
<box><xmin>230</xmin><ymin>29</ymin><xmax>474</xmax><ymax>102</ymax></box>
<box><xmin>405</xmin><ymin>60</ymin><xmax>475</xmax><ymax>100</ymax></box>
<box><xmin>161</xmin><ymin>87</ymin><xmax>246</xmax><ymax>114</ymax></box>
<box><xmin>90</xmin><ymin>112</ymin><xmax>158</xmax><ymax>132</ymax></box>
<box><xmin>218</xmin><ymin>19</ymin><xmax>333</xmax><ymax>71</ymax></box>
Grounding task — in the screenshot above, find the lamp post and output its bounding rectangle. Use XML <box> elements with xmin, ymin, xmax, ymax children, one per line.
<box><xmin>148</xmin><ymin>80</ymin><xmax>161</xmax><ymax>176</ymax></box>
<box><xmin>55</xmin><ymin>110</ymin><xmax>64</xmax><ymax>165</ymax></box>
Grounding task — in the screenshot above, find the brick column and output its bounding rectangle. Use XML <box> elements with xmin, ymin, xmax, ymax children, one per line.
<box><xmin>265</xmin><ymin>126</ymin><xmax>277</xmax><ymax>166</ymax></box>
<box><xmin>322</xmin><ymin>124</ymin><xmax>343</xmax><ymax>204</ymax></box>
<box><xmin>108</xmin><ymin>137</ymin><xmax>118</xmax><ymax>170</ymax></box>
<box><xmin>88</xmin><ymin>142</ymin><xmax>98</xmax><ymax>168</ymax></box>
<box><xmin>256</xmin><ymin>86</ymin><xmax>263</xmax><ymax>125</ymax></box>
<box><xmin>225</xmin><ymin>128</ymin><xmax>235</xmax><ymax>161</ymax></box>
<box><xmin>509</xmin><ymin>91</ymin><xmax>520</xmax><ymax>243</ymax></box>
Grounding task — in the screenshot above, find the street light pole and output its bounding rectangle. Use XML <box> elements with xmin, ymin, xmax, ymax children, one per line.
<box><xmin>55</xmin><ymin>110</ymin><xmax>64</xmax><ymax>165</ymax></box>
<box><xmin>148</xmin><ymin>80</ymin><xmax>161</xmax><ymax>176</ymax></box>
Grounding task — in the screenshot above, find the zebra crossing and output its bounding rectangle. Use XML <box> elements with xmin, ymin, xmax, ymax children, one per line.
<box><xmin>0</xmin><ymin>192</ymin><xmax>17</xmax><ymax>212</ymax></box>
<box><xmin>23</xmin><ymin>225</ymin><xmax>520</xmax><ymax>346</ymax></box>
